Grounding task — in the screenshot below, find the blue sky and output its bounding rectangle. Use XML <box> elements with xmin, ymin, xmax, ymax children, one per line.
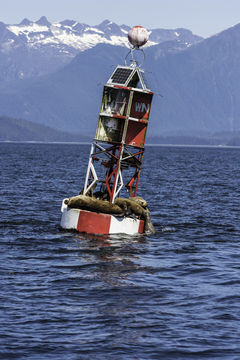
<box><xmin>2</xmin><ymin>0</ymin><xmax>240</xmax><ymax>38</ymax></box>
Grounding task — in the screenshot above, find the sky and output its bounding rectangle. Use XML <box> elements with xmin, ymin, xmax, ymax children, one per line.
<box><xmin>1</xmin><ymin>0</ymin><xmax>240</xmax><ymax>38</ymax></box>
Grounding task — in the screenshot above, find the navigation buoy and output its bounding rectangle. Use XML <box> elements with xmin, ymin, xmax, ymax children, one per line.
<box><xmin>128</xmin><ymin>26</ymin><xmax>149</xmax><ymax>47</ymax></box>
<box><xmin>60</xmin><ymin>25</ymin><xmax>155</xmax><ymax>235</ymax></box>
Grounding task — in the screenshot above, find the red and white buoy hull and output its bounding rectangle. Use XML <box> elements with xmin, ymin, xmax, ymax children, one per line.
<box><xmin>60</xmin><ymin>200</ymin><xmax>144</xmax><ymax>235</ymax></box>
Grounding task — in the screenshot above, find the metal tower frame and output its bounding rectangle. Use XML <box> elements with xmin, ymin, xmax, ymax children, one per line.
<box><xmin>83</xmin><ymin>58</ymin><xmax>153</xmax><ymax>203</ymax></box>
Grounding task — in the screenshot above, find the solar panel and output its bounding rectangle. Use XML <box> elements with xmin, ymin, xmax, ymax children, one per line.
<box><xmin>110</xmin><ymin>67</ymin><xmax>133</xmax><ymax>85</ymax></box>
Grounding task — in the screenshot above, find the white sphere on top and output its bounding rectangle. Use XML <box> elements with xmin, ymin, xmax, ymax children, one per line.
<box><xmin>128</xmin><ymin>26</ymin><xmax>149</xmax><ymax>47</ymax></box>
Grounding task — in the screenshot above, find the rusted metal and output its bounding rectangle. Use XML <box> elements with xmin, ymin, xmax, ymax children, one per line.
<box><xmin>83</xmin><ymin>57</ymin><xmax>154</xmax><ymax>203</ymax></box>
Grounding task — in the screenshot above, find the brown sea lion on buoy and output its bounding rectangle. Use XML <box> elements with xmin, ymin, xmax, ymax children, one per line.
<box><xmin>67</xmin><ymin>195</ymin><xmax>123</xmax><ymax>215</ymax></box>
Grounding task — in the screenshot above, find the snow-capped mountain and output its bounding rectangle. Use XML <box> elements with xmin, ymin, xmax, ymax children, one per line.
<box><xmin>0</xmin><ymin>17</ymin><xmax>202</xmax><ymax>81</ymax></box>
<box><xmin>6</xmin><ymin>17</ymin><xmax>202</xmax><ymax>51</ymax></box>
<box><xmin>7</xmin><ymin>18</ymin><xmax>133</xmax><ymax>52</ymax></box>
<box><xmin>0</xmin><ymin>22</ymin><xmax>240</xmax><ymax>138</ymax></box>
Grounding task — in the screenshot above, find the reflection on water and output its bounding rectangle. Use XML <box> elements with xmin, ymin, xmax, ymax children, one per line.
<box><xmin>72</xmin><ymin>232</ymin><xmax>148</xmax><ymax>287</ymax></box>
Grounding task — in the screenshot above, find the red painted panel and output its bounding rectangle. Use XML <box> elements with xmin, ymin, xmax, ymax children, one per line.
<box><xmin>130</xmin><ymin>92</ymin><xmax>153</xmax><ymax>120</ymax></box>
<box><xmin>114</xmin><ymin>85</ymin><xmax>132</xmax><ymax>90</ymax></box>
<box><xmin>138</xmin><ymin>220</ymin><xmax>145</xmax><ymax>234</ymax></box>
<box><xmin>125</xmin><ymin>120</ymin><xmax>147</xmax><ymax>147</ymax></box>
<box><xmin>77</xmin><ymin>210</ymin><xmax>111</xmax><ymax>234</ymax></box>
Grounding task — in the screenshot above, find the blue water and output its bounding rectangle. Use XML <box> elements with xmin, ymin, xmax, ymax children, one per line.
<box><xmin>1</xmin><ymin>143</ymin><xmax>240</xmax><ymax>359</ymax></box>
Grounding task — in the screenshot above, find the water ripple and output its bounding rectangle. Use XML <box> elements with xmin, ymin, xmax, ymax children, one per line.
<box><xmin>1</xmin><ymin>143</ymin><xmax>240</xmax><ymax>359</ymax></box>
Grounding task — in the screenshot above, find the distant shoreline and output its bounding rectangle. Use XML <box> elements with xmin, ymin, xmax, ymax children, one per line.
<box><xmin>1</xmin><ymin>140</ymin><xmax>240</xmax><ymax>149</ymax></box>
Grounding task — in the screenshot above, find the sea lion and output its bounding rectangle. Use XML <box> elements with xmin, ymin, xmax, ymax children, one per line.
<box><xmin>129</xmin><ymin>196</ymin><xmax>148</xmax><ymax>209</ymax></box>
<box><xmin>67</xmin><ymin>195</ymin><xmax>123</xmax><ymax>215</ymax></box>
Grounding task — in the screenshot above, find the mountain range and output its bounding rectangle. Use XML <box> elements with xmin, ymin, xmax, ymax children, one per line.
<box><xmin>0</xmin><ymin>115</ymin><xmax>90</xmax><ymax>142</ymax></box>
<box><xmin>0</xmin><ymin>17</ymin><xmax>201</xmax><ymax>82</ymax></box>
<box><xmin>1</xmin><ymin>18</ymin><xmax>240</xmax><ymax>142</ymax></box>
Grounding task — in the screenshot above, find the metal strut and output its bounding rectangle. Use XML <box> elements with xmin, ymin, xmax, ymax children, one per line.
<box><xmin>125</xmin><ymin>45</ymin><xmax>146</xmax><ymax>68</ymax></box>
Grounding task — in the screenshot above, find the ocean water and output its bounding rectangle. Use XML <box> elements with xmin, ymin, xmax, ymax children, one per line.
<box><xmin>1</xmin><ymin>142</ymin><xmax>240</xmax><ymax>360</ymax></box>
